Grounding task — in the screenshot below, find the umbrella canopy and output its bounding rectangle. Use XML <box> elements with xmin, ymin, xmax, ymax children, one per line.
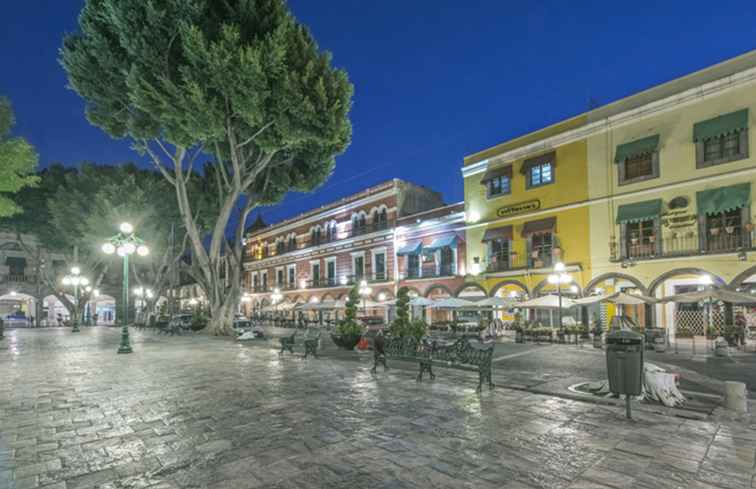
<box><xmin>410</xmin><ymin>297</ymin><xmax>436</xmax><ymax>307</ymax></box>
<box><xmin>575</xmin><ymin>292</ymin><xmax>657</xmax><ymax>306</ymax></box>
<box><xmin>475</xmin><ymin>296</ymin><xmax>516</xmax><ymax>308</ymax></box>
<box><xmin>431</xmin><ymin>297</ymin><xmax>476</xmax><ymax>309</ymax></box>
<box><xmin>660</xmin><ymin>288</ymin><xmax>756</xmax><ymax>304</ymax></box>
<box><xmin>516</xmin><ymin>294</ymin><xmax>577</xmax><ymax>309</ymax></box>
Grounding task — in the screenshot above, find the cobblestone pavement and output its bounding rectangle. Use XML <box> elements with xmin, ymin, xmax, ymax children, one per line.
<box><xmin>2</xmin><ymin>328</ymin><xmax>756</xmax><ymax>489</ymax></box>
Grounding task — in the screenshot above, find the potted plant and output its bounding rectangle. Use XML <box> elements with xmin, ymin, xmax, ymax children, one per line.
<box><xmin>745</xmin><ymin>223</ymin><xmax>754</xmax><ymax>233</ymax></box>
<box><xmin>331</xmin><ymin>285</ymin><xmax>364</xmax><ymax>350</ymax></box>
<box><xmin>631</xmin><ymin>234</ymin><xmax>639</xmax><ymax>245</ymax></box>
<box><xmin>725</xmin><ymin>226</ymin><xmax>735</xmax><ymax>234</ymax></box>
<box><xmin>649</xmin><ymin>234</ymin><xmax>656</xmax><ymax>243</ymax></box>
<box><xmin>710</xmin><ymin>227</ymin><xmax>720</xmax><ymax>236</ymax></box>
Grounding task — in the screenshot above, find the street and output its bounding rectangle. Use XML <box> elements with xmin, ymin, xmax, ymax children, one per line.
<box><xmin>1</xmin><ymin>327</ymin><xmax>755</xmax><ymax>489</ymax></box>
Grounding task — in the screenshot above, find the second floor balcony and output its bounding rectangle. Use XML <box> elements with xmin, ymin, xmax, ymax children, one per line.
<box><xmin>610</xmin><ymin>230</ymin><xmax>754</xmax><ymax>262</ymax></box>
<box><xmin>400</xmin><ymin>263</ymin><xmax>456</xmax><ymax>280</ymax></box>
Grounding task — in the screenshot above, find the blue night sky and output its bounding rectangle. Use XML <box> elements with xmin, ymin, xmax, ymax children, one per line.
<box><xmin>2</xmin><ymin>1</ymin><xmax>755</xmax><ymax>226</ymax></box>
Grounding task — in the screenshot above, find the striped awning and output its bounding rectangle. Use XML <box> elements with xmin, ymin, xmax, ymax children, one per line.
<box><xmin>396</xmin><ymin>240</ymin><xmax>422</xmax><ymax>256</ymax></box>
<box><xmin>616</xmin><ymin>199</ymin><xmax>662</xmax><ymax>224</ymax></box>
<box><xmin>614</xmin><ymin>135</ymin><xmax>659</xmax><ymax>163</ymax></box>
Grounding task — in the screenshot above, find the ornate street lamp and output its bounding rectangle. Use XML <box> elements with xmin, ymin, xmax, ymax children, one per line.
<box><xmin>359</xmin><ymin>280</ymin><xmax>372</xmax><ymax>315</ymax></box>
<box><xmin>62</xmin><ymin>266</ymin><xmax>90</xmax><ymax>333</ymax></box>
<box><xmin>547</xmin><ymin>262</ymin><xmax>572</xmax><ymax>331</ymax></box>
<box><xmin>102</xmin><ymin>222</ymin><xmax>149</xmax><ymax>354</ymax></box>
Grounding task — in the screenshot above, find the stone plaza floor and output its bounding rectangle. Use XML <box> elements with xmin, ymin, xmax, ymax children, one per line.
<box><xmin>1</xmin><ymin>327</ymin><xmax>756</xmax><ymax>489</ymax></box>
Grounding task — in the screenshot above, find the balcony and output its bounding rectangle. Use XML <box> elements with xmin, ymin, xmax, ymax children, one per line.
<box><xmin>485</xmin><ymin>252</ymin><xmax>554</xmax><ymax>273</ymax></box>
<box><xmin>400</xmin><ymin>264</ymin><xmax>455</xmax><ymax>280</ymax></box>
<box><xmin>610</xmin><ymin>231</ymin><xmax>754</xmax><ymax>262</ymax></box>
<box><xmin>1</xmin><ymin>274</ymin><xmax>35</xmax><ymax>284</ymax></box>
<box><xmin>350</xmin><ymin>221</ymin><xmax>391</xmax><ymax>238</ymax></box>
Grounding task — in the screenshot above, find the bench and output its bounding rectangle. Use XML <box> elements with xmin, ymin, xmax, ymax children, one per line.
<box><xmin>372</xmin><ymin>336</ymin><xmax>495</xmax><ymax>392</ymax></box>
<box><xmin>279</xmin><ymin>329</ymin><xmax>321</xmax><ymax>358</ymax></box>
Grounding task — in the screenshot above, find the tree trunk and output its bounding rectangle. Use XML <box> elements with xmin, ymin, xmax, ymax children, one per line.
<box><xmin>207</xmin><ymin>290</ymin><xmax>239</xmax><ymax>335</ymax></box>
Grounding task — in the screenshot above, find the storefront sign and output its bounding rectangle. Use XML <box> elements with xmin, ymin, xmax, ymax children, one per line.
<box><xmin>661</xmin><ymin>210</ymin><xmax>697</xmax><ymax>229</ymax></box>
<box><xmin>497</xmin><ymin>199</ymin><xmax>541</xmax><ymax>217</ymax></box>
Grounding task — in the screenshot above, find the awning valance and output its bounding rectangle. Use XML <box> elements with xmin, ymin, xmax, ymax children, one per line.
<box><xmin>693</xmin><ymin>109</ymin><xmax>749</xmax><ymax>142</ymax></box>
<box><xmin>614</xmin><ymin>135</ymin><xmax>660</xmax><ymax>163</ymax></box>
<box><xmin>520</xmin><ymin>151</ymin><xmax>556</xmax><ymax>175</ymax></box>
<box><xmin>482</xmin><ymin>226</ymin><xmax>513</xmax><ymax>242</ymax></box>
<box><xmin>5</xmin><ymin>256</ymin><xmax>26</xmax><ymax>267</ymax></box>
<box><xmin>480</xmin><ymin>165</ymin><xmax>512</xmax><ymax>184</ymax></box>
<box><xmin>521</xmin><ymin>217</ymin><xmax>556</xmax><ymax>237</ymax></box>
<box><xmin>616</xmin><ymin>199</ymin><xmax>662</xmax><ymax>224</ymax></box>
<box><xmin>696</xmin><ymin>183</ymin><xmax>751</xmax><ymax>216</ymax></box>
<box><xmin>396</xmin><ymin>240</ymin><xmax>422</xmax><ymax>256</ymax></box>
<box><xmin>423</xmin><ymin>235</ymin><xmax>457</xmax><ymax>252</ymax></box>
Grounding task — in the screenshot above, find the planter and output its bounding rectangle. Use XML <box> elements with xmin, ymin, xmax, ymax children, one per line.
<box><xmin>745</xmin><ymin>223</ymin><xmax>754</xmax><ymax>232</ymax></box>
<box><xmin>649</xmin><ymin>235</ymin><xmax>656</xmax><ymax>243</ymax></box>
<box><xmin>631</xmin><ymin>237</ymin><xmax>639</xmax><ymax>245</ymax></box>
<box><xmin>710</xmin><ymin>228</ymin><xmax>720</xmax><ymax>236</ymax></box>
<box><xmin>331</xmin><ymin>333</ymin><xmax>362</xmax><ymax>350</ymax></box>
<box><xmin>725</xmin><ymin>226</ymin><xmax>735</xmax><ymax>234</ymax></box>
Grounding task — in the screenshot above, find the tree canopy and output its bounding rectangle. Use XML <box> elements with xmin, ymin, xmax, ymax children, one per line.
<box><xmin>0</xmin><ymin>96</ymin><xmax>39</xmax><ymax>217</ymax></box>
<box><xmin>62</xmin><ymin>0</ymin><xmax>354</xmax><ymax>334</ymax></box>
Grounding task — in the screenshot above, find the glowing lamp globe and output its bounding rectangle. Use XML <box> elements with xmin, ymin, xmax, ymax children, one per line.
<box><xmin>80</xmin><ymin>277</ymin><xmax>90</xmax><ymax>286</ymax></box>
<box><xmin>116</xmin><ymin>246</ymin><xmax>127</xmax><ymax>257</ymax></box>
<box><xmin>120</xmin><ymin>222</ymin><xmax>134</xmax><ymax>234</ymax></box>
<box><xmin>122</xmin><ymin>243</ymin><xmax>136</xmax><ymax>255</ymax></box>
<box><xmin>71</xmin><ymin>266</ymin><xmax>81</xmax><ymax>275</ymax></box>
<box><xmin>102</xmin><ymin>243</ymin><xmax>116</xmax><ymax>255</ymax></box>
<box><xmin>62</xmin><ymin>277</ymin><xmax>71</xmax><ymax>285</ymax></box>
<box><xmin>136</xmin><ymin>245</ymin><xmax>149</xmax><ymax>257</ymax></box>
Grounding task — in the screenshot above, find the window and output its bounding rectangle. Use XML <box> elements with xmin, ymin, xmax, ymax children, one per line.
<box><xmin>488</xmin><ymin>239</ymin><xmax>510</xmax><ymax>272</ymax></box>
<box><xmin>326</xmin><ymin>259</ymin><xmax>336</xmax><ymax>285</ymax></box>
<box><xmin>287</xmin><ymin>265</ymin><xmax>296</xmax><ymax>288</ymax></box>
<box><xmin>528</xmin><ymin>162</ymin><xmax>553</xmax><ymax>188</ymax></box>
<box><xmin>287</xmin><ymin>235</ymin><xmax>297</xmax><ymax>251</ymax></box>
<box><xmin>623</xmin><ymin>220</ymin><xmax>657</xmax><ymax>259</ymax></box>
<box><xmin>704</xmin><ymin>208</ymin><xmax>748</xmax><ymax>252</ymax></box>
<box><xmin>438</xmin><ymin>247</ymin><xmax>454</xmax><ymax>276</ymax></box>
<box><xmin>619</xmin><ymin>153</ymin><xmax>657</xmax><ymax>185</ymax></box>
<box><xmin>261</xmin><ymin>272</ymin><xmax>268</xmax><ymax>290</ymax></box>
<box><xmin>529</xmin><ymin>233</ymin><xmax>553</xmax><ymax>267</ymax></box>
<box><xmin>252</xmin><ymin>273</ymin><xmax>259</xmax><ymax>291</ymax></box>
<box><xmin>276</xmin><ymin>240</ymin><xmax>285</xmax><ymax>255</ymax></box>
<box><xmin>407</xmin><ymin>254</ymin><xmax>420</xmax><ymax>278</ymax></box>
<box><xmin>310</xmin><ymin>227</ymin><xmax>322</xmax><ymax>246</ymax></box>
<box><xmin>373</xmin><ymin>251</ymin><xmax>386</xmax><ymax>280</ymax></box>
<box><xmin>352</xmin><ymin>253</ymin><xmax>365</xmax><ymax>280</ymax></box>
<box><xmin>325</xmin><ymin>222</ymin><xmax>337</xmax><ymax>242</ymax></box>
<box><xmin>487</xmin><ymin>175</ymin><xmax>511</xmax><ymax>198</ymax></box>
<box><xmin>276</xmin><ymin>268</ymin><xmax>284</xmax><ymax>287</ymax></box>
<box><xmin>700</xmin><ymin>133</ymin><xmax>747</xmax><ymax>166</ymax></box>
<box><xmin>311</xmin><ymin>262</ymin><xmax>321</xmax><ymax>285</ymax></box>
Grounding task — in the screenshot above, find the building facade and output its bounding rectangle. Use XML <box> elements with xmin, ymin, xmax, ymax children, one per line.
<box><xmin>241</xmin><ymin>179</ymin><xmax>444</xmax><ymax>316</ymax></box>
<box><xmin>462</xmin><ymin>49</ymin><xmax>756</xmax><ymax>333</ymax></box>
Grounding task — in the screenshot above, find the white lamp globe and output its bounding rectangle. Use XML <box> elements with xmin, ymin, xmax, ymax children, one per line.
<box><xmin>136</xmin><ymin>245</ymin><xmax>149</xmax><ymax>257</ymax></box>
<box><xmin>62</xmin><ymin>277</ymin><xmax>71</xmax><ymax>285</ymax></box>
<box><xmin>80</xmin><ymin>277</ymin><xmax>90</xmax><ymax>286</ymax></box>
<box><xmin>71</xmin><ymin>266</ymin><xmax>81</xmax><ymax>275</ymax></box>
<box><xmin>85</xmin><ymin>286</ymin><xmax>92</xmax><ymax>292</ymax></box>
<box><xmin>547</xmin><ymin>275</ymin><xmax>558</xmax><ymax>285</ymax></box>
<box><xmin>554</xmin><ymin>262</ymin><xmax>566</xmax><ymax>272</ymax></box>
<box><xmin>123</xmin><ymin>243</ymin><xmax>136</xmax><ymax>255</ymax></box>
<box><xmin>116</xmin><ymin>246</ymin><xmax>127</xmax><ymax>257</ymax></box>
<box><xmin>120</xmin><ymin>222</ymin><xmax>134</xmax><ymax>234</ymax></box>
<box><xmin>102</xmin><ymin>242</ymin><xmax>116</xmax><ymax>254</ymax></box>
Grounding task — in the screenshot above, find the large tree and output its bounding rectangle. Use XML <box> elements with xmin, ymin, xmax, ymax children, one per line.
<box><xmin>0</xmin><ymin>97</ymin><xmax>39</xmax><ymax>217</ymax></box>
<box><xmin>62</xmin><ymin>0</ymin><xmax>353</xmax><ymax>335</ymax></box>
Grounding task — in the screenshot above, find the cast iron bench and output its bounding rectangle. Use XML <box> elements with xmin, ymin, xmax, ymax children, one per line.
<box><xmin>279</xmin><ymin>329</ymin><xmax>321</xmax><ymax>358</ymax></box>
<box><xmin>372</xmin><ymin>336</ymin><xmax>495</xmax><ymax>392</ymax></box>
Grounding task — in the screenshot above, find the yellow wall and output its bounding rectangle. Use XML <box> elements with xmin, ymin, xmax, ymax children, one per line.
<box><xmin>464</xmin><ymin>136</ymin><xmax>593</xmax><ymax>294</ymax></box>
<box><xmin>587</xmin><ymin>82</ymin><xmax>756</xmax><ymax>291</ymax></box>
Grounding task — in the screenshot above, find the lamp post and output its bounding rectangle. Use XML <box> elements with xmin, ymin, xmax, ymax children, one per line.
<box><xmin>547</xmin><ymin>262</ymin><xmax>572</xmax><ymax>331</ymax></box>
<box><xmin>359</xmin><ymin>280</ymin><xmax>372</xmax><ymax>316</ymax></box>
<box><xmin>62</xmin><ymin>266</ymin><xmax>90</xmax><ymax>333</ymax></box>
<box><xmin>86</xmin><ymin>287</ymin><xmax>100</xmax><ymax>325</ymax></box>
<box><xmin>102</xmin><ymin>222</ymin><xmax>149</xmax><ymax>354</ymax></box>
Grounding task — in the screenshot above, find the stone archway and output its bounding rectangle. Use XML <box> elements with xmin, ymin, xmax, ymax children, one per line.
<box><xmin>729</xmin><ymin>266</ymin><xmax>756</xmax><ymax>290</ymax></box>
<box><xmin>453</xmin><ymin>282</ymin><xmax>487</xmax><ymax>298</ymax></box>
<box><xmin>424</xmin><ymin>284</ymin><xmax>453</xmax><ymax>298</ymax></box>
<box><xmin>648</xmin><ymin>267</ymin><xmax>726</xmax><ymax>296</ymax></box>
<box><xmin>532</xmin><ymin>279</ymin><xmax>582</xmax><ymax>298</ymax></box>
<box><xmin>398</xmin><ymin>286</ymin><xmax>422</xmax><ymax>298</ymax></box>
<box><xmin>585</xmin><ymin>272</ymin><xmax>648</xmax><ymax>295</ymax></box>
<box><xmin>488</xmin><ymin>279</ymin><xmax>530</xmax><ymax>299</ymax></box>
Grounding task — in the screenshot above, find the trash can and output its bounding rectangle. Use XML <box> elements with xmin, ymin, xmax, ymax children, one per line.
<box><xmin>606</xmin><ymin>329</ymin><xmax>644</xmax><ymax>418</ymax></box>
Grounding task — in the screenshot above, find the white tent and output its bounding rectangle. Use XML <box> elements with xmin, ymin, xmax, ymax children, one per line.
<box><xmin>574</xmin><ymin>292</ymin><xmax>657</xmax><ymax>306</ymax></box>
<box><xmin>475</xmin><ymin>296</ymin><xmax>515</xmax><ymax>308</ymax></box>
<box><xmin>660</xmin><ymin>288</ymin><xmax>756</xmax><ymax>304</ymax></box>
<box><xmin>516</xmin><ymin>294</ymin><xmax>576</xmax><ymax>309</ymax></box>
<box><xmin>431</xmin><ymin>297</ymin><xmax>476</xmax><ymax>309</ymax></box>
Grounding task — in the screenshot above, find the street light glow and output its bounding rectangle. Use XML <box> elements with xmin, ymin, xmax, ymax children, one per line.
<box><xmin>62</xmin><ymin>277</ymin><xmax>71</xmax><ymax>285</ymax></box>
<box><xmin>120</xmin><ymin>222</ymin><xmax>134</xmax><ymax>234</ymax></box>
<box><xmin>102</xmin><ymin>242</ymin><xmax>116</xmax><ymax>254</ymax></box>
<box><xmin>122</xmin><ymin>243</ymin><xmax>136</xmax><ymax>255</ymax></box>
<box><xmin>71</xmin><ymin>266</ymin><xmax>81</xmax><ymax>275</ymax></box>
<box><xmin>554</xmin><ymin>262</ymin><xmax>566</xmax><ymax>272</ymax></box>
<box><xmin>699</xmin><ymin>274</ymin><xmax>714</xmax><ymax>286</ymax></box>
<box><xmin>137</xmin><ymin>245</ymin><xmax>149</xmax><ymax>256</ymax></box>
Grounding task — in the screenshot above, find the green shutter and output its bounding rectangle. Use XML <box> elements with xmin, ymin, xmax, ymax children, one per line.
<box><xmin>696</xmin><ymin>183</ymin><xmax>751</xmax><ymax>216</ymax></box>
<box><xmin>693</xmin><ymin>109</ymin><xmax>749</xmax><ymax>142</ymax></box>
<box><xmin>616</xmin><ymin>199</ymin><xmax>662</xmax><ymax>224</ymax></box>
<box><xmin>614</xmin><ymin>135</ymin><xmax>660</xmax><ymax>163</ymax></box>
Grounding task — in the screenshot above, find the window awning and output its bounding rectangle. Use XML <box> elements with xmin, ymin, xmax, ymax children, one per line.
<box><xmin>693</xmin><ymin>109</ymin><xmax>749</xmax><ymax>142</ymax></box>
<box><xmin>423</xmin><ymin>235</ymin><xmax>457</xmax><ymax>252</ymax></box>
<box><xmin>520</xmin><ymin>151</ymin><xmax>556</xmax><ymax>175</ymax></box>
<box><xmin>482</xmin><ymin>226</ymin><xmax>513</xmax><ymax>242</ymax></box>
<box><xmin>521</xmin><ymin>217</ymin><xmax>556</xmax><ymax>237</ymax></box>
<box><xmin>396</xmin><ymin>240</ymin><xmax>422</xmax><ymax>256</ymax></box>
<box><xmin>480</xmin><ymin>165</ymin><xmax>512</xmax><ymax>184</ymax></box>
<box><xmin>697</xmin><ymin>183</ymin><xmax>751</xmax><ymax>216</ymax></box>
<box><xmin>5</xmin><ymin>256</ymin><xmax>26</xmax><ymax>267</ymax></box>
<box><xmin>616</xmin><ymin>199</ymin><xmax>662</xmax><ymax>224</ymax></box>
<box><xmin>614</xmin><ymin>135</ymin><xmax>660</xmax><ymax>163</ymax></box>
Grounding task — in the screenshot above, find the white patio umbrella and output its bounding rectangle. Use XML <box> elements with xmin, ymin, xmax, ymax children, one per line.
<box><xmin>315</xmin><ymin>299</ymin><xmax>346</xmax><ymax>310</ymax></box>
<box><xmin>431</xmin><ymin>297</ymin><xmax>476</xmax><ymax>309</ymax></box>
<box><xmin>660</xmin><ymin>288</ymin><xmax>756</xmax><ymax>304</ymax></box>
<box><xmin>475</xmin><ymin>296</ymin><xmax>515</xmax><ymax>308</ymax></box>
<box><xmin>410</xmin><ymin>297</ymin><xmax>436</xmax><ymax>307</ymax></box>
<box><xmin>516</xmin><ymin>294</ymin><xmax>577</xmax><ymax>309</ymax></box>
<box><xmin>574</xmin><ymin>292</ymin><xmax>657</xmax><ymax>306</ymax></box>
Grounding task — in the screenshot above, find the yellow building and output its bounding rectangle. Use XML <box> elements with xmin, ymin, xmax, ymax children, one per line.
<box><xmin>463</xmin><ymin>49</ymin><xmax>756</xmax><ymax>334</ymax></box>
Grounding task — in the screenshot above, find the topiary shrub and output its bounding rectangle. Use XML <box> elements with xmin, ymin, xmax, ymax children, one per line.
<box><xmin>388</xmin><ymin>286</ymin><xmax>411</xmax><ymax>337</ymax></box>
<box><xmin>335</xmin><ymin>285</ymin><xmax>364</xmax><ymax>337</ymax></box>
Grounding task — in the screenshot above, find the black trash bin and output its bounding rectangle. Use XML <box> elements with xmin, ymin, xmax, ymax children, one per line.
<box><xmin>606</xmin><ymin>328</ymin><xmax>644</xmax><ymax>418</ymax></box>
